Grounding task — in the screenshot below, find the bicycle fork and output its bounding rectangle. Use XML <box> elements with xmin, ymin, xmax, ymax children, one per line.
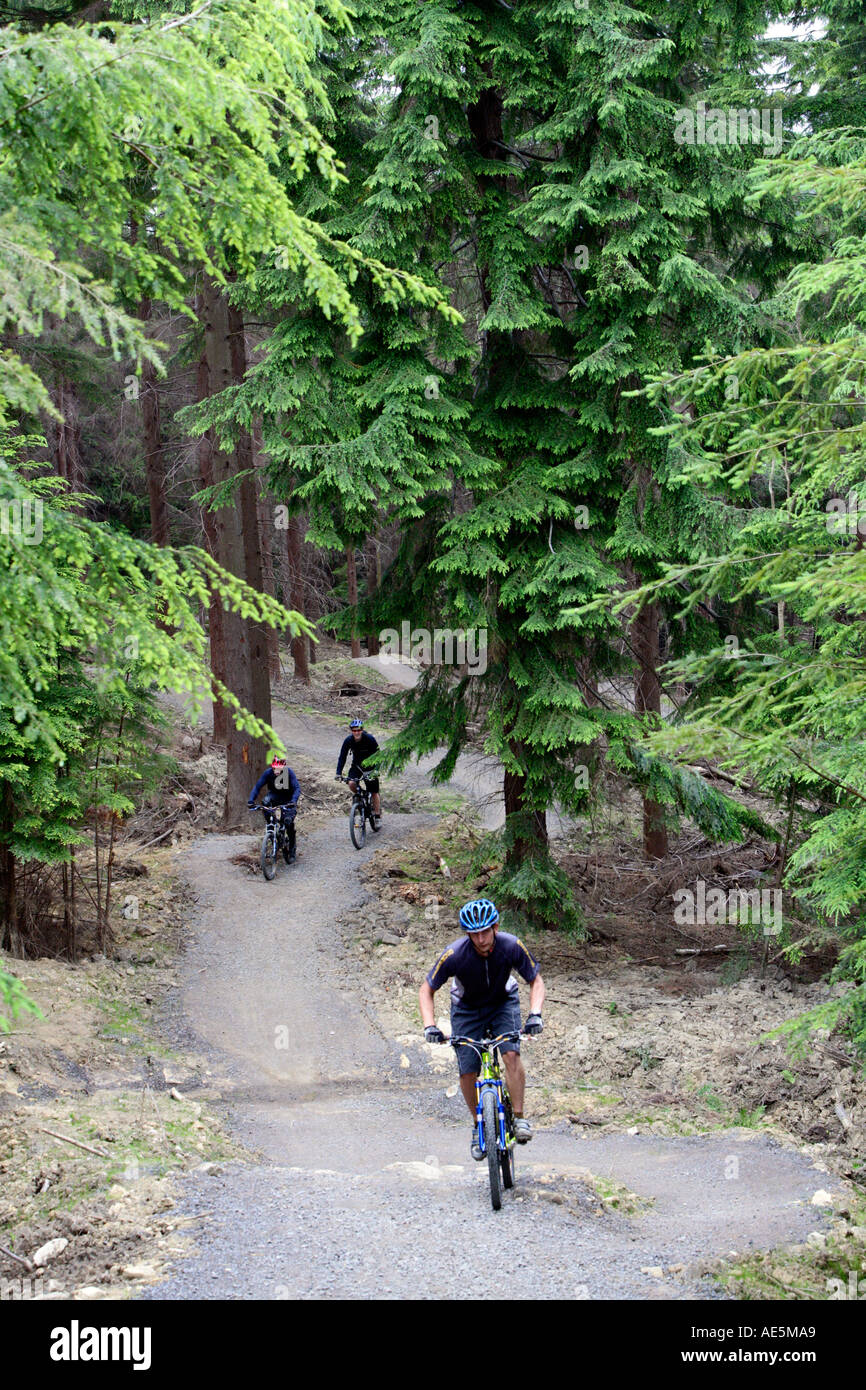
<box><xmin>475</xmin><ymin>1078</ymin><xmax>507</xmax><ymax>1155</ymax></box>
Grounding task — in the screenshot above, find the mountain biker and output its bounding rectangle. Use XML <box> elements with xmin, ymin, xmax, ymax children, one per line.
<box><xmin>248</xmin><ymin>757</ymin><xmax>300</xmax><ymax>863</ymax></box>
<box><xmin>419</xmin><ymin>897</ymin><xmax>545</xmax><ymax>1160</ymax></box>
<box><xmin>335</xmin><ymin>717</ymin><xmax>381</xmax><ymax>823</ymax></box>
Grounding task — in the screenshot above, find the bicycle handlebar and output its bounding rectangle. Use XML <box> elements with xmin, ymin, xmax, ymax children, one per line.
<box><xmin>446</xmin><ymin>1031</ymin><xmax>526</xmax><ymax>1047</ymax></box>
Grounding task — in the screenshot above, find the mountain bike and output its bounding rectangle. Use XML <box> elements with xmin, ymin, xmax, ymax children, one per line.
<box><xmin>254</xmin><ymin>804</ymin><xmax>296</xmax><ymax>881</ymax></box>
<box><xmin>449</xmin><ymin>1030</ymin><xmax>525</xmax><ymax>1211</ymax></box>
<box><xmin>337</xmin><ymin>773</ymin><xmax>380</xmax><ymax>850</ymax></box>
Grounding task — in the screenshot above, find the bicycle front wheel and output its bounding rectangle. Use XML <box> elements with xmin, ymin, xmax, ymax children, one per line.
<box><xmin>349</xmin><ymin>800</ymin><xmax>366</xmax><ymax>850</ymax></box>
<box><xmin>261</xmin><ymin>830</ymin><xmax>277</xmax><ymax>880</ymax></box>
<box><xmin>482</xmin><ymin>1087</ymin><xmax>502</xmax><ymax>1211</ymax></box>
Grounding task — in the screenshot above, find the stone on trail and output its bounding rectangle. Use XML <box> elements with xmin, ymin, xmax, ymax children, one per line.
<box><xmin>810</xmin><ymin>1189</ymin><xmax>835</xmax><ymax>1206</ymax></box>
<box><xmin>640</xmin><ymin>1266</ymin><xmax>664</xmax><ymax>1278</ymax></box>
<box><xmin>121</xmin><ymin>1262</ymin><xmax>161</xmax><ymax>1280</ymax></box>
<box><xmin>32</xmin><ymin>1238</ymin><xmax>69</xmax><ymax>1267</ymax></box>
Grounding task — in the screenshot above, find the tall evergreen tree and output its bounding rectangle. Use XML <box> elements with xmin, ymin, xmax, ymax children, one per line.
<box><xmin>214</xmin><ymin>0</ymin><xmax>790</xmax><ymax>925</ymax></box>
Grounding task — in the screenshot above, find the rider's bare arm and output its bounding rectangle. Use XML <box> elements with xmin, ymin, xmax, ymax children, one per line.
<box><xmin>418</xmin><ymin>980</ymin><xmax>436</xmax><ymax>1028</ymax></box>
<box><xmin>528</xmin><ymin>973</ymin><xmax>545</xmax><ymax>1016</ymax></box>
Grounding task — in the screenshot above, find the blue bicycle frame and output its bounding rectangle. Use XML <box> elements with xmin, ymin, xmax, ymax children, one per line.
<box><xmin>450</xmin><ymin>1031</ymin><xmax>520</xmax><ymax>1156</ymax></box>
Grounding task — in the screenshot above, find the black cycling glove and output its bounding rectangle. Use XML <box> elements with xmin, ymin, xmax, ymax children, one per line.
<box><xmin>523</xmin><ymin>1013</ymin><xmax>544</xmax><ymax>1035</ymax></box>
<box><xmin>424</xmin><ymin>1025</ymin><xmax>446</xmax><ymax>1044</ymax></box>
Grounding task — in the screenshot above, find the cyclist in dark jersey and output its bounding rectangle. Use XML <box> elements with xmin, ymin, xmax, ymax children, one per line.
<box><xmin>419</xmin><ymin>897</ymin><xmax>545</xmax><ymax>1159</ymax></box>
<box><xmin>335</xmin><ymin>717</ymin><xmax>381</xmax><ymax>822</ymax></box>
<box><xmin>248</xmin><ymin>757</ymin><xmax>300</xmax><ymax>862</ymax></box>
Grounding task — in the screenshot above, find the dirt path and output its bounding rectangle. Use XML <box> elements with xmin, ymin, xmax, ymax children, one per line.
<box><xmin>142</xmin><ymin>706</ymin><xmax>840</xmax><ymax>1300</ymax></box>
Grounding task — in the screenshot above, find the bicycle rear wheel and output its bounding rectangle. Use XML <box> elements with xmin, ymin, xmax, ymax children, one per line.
<box><xmin>500</xmin><ymin>1143</ymin><xmax>515</xmax><ymax>1189</ymax></box>
<box><xmin>482</xmin><ymin>1088</ymin><xmax>501</xmax><ymax>1211</ymax></box>
<box><xmin>501</xmin><ymin>1090</ymin><xmax>516</xmax><ymax>1188</ymax></box>
<box><xmin>261</xmin><ymin>829</ymin><xmax>277</xmax><ymax>880</ymax></box>
<box><xmin>350</xmin><ymin>799</ymin><xmax>366</xmax><ymax>849</ymax></box>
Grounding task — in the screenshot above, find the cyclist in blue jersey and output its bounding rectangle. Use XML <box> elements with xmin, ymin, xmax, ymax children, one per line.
<box><xmin>419</xmin><ymin>898</ymin><xmax>545</xmax><ymax>1159</ymax></box>
<box><xmin>335</xmin><ymin>717</ymin><xmax>381</xmax><ymax>823</ymax></box>
<box><xmin>248</xmin><ymin>756</ymin><xmax>300</xmax><ymax>863</ymax></box>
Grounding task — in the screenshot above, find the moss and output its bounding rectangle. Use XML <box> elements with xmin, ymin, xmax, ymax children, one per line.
<box><xmin>721</xmin><ymin>1196</ymin><xmax>866</xmax><ymax>1300</ymax></box>
<box><xmin>589</xmin><ymin>1174</ymin><xmax>654</xmax><ymax>1215</ymax></box>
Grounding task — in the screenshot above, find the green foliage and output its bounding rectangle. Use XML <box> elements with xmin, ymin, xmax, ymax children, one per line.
<box><xmin>609</xmin><ymin>128</ymin><xmax>866</xmax><ymax>1049</ymax></box>
<box><xmin>610</xmin><ymin>737</ymin><xmax>778</xmax><ymax>843</ymax></box>
<box><xmin>203</xmin><ymin>0</ymin><xmax>808</xmax><ymax>925</ymax></box>
<box><xmin>0</xmin><ymin>966</ymin><xmax>43</xmax><ymax>1034</ymax></box>
<box><xmin>0</xmin><ymin>434</ymin><xmax>311</xmax><ymax>760</ymax></box>
<box><xmin>0</xmin><ymin>0</ymin><xmax>376</xmax><ymax>419</ymax></box>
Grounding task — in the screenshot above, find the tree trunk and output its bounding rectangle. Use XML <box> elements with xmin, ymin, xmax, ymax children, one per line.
<box><xmin>365</xmin><ymin>535</ymin><xmax>380</xmax><ymax>655</ymax></box>
<box><xmin>346</xmin><ymin>545</ymin><xmax>361</xmax><ymax>658</ymax></box>
<box><xmin>226</xmin><ymin>296</ymin><xmax>273</xmax><ymax>737</ymax></box>
<box><xmin>633</xmin><ymin>597</ymin><xmax>668</xmax><ymax>860</ymax></box>
<box><xmin>252</xmin><ymin>421</ymin><xmax>281</xmax><ymax>683</ymax></box>
<box><xmin>503</xmin><ymin>744</ymin><xmax>548</xmax><ymax>868</ymax></box>
<box><xmin>51</xmin><ymin>372</ymin><xmax>85</xmax><ymax>492</ymax></box>
<box><xmin>138</xmin><ymin>297</ymin><xmax>171</xmax><ymax>546</ymax></box>
<box><xmin>202</xmin><ymin>276</ymin><xmax>272</xmax><ymax>826</ymax></box>
<box><xmin>195</xmin><ymin>307</ymin><xmax>229</xmax><ymax>746</ymax></box>
<box><xmin>0</xmin><ymin>786</ymin><xmax>20</xmax><ymax>956</ymax></box>
<box><xmin>286</xmin><ymin>509</ymin><xmax>310</xmax><ymax>684</ymax></box>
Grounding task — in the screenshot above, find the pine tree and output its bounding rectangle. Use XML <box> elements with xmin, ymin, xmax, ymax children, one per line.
<box><xmin>618</xmin><ymin>125</ymin><xmax>866</xmax><ymax>1050</ymax></box>
<box><xmin>213</xmin><ymin>0</ymin><xmax>792</xmax><ymax>926</ymax></box>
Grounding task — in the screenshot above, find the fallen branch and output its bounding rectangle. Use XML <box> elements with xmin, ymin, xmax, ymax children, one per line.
<box><xmin>0</xmin><ymin>1241</ymin><xmax>34</xmax><ymax>1271</ymax></box>
<box><xmin>134</xmin><ymin>824</ymin><xmax>177</xmax><ymax>852</ymax></box>
<box><xmin>37</xmin><ymin>1127</ymin><xmax>110</xmax><ymax>1158</ymax></box>
<box><xmin>674</xmin><ymin>945</ymin><xmax>734</xmax><ymax>956</ymax></box>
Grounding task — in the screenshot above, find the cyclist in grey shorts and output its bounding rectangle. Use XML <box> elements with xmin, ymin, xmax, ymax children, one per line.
<box><xmin>419</xmin><ymin>897</ymin><xmax>545</xmax><ymax>1160</ymax></box>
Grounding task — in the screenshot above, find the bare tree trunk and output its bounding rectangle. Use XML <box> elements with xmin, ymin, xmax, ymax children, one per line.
<box><xmin>252</xmin><ymin>421</ymin><xmax>281</xmax><ymax>683</ymax></box>
<box><xmin>503</xmin><ymin>755</ymin><xmax>548</xmax><ymax>866</ymax></box>
<box><xmin>0</xmin><ymin>786</ymin><xmax>20</xmax><ymax>956</ymax></box>
<box><xmin>365</xmin><ymin>535</ymin><xmax>380</xmax><ymax>655</ymax></box>
<box><xmin>227</xmin><ymin>296</ymin><xmax>272</xmax><ymax>733</ymax></box>
<box><xmin>202</xmin><ymin>277</ymin><xmax>272</xmax><ymax>825</ymax></box>
<box><xmin>346</xmin><ymin>545</ymin><xmax>361</xmax><ymax>658</ymax></box>
<box><xmin>286</xmin><ymin>510</ymin><xmax>310</xmax><ymax>684</ymax></box>
<box><xmin>52</xmin><ymin>373</ymin><xmax>85</xmax><ymax>491</ymax></box>
<box><xmin>195</xmin><ymin>304</ymin><xmax>228</xmax><ymax>746</ymax></box>
<box><xmin>633</xmin><ymin>597</ymin><xmax>668</xmax><ymax>860</ymax></box>
<box><xmin>138</xmin><ymin>297</ymin><xmax>171</xmax><ymax>546</ymax></box>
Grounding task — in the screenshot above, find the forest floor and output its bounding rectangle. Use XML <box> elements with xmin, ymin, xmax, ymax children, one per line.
<box><xmin>2</xmin><ymin>648</ymin><xmax>865</xmax><ymax>1299</ymax></box>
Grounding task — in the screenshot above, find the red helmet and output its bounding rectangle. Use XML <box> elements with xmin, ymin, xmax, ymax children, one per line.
<box><xmin>271</xmin><ymin>757</ymin><xmax>286</xmax><ymax>769</ymax></box>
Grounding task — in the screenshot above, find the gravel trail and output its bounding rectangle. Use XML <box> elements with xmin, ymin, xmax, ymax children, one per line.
<box><xmin>142</xmin><ymin>707</ymin><xmax>839</xmax><ymax>1300</ymax></box>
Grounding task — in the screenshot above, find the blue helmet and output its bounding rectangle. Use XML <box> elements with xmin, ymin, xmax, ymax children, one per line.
<box><xmin>459</xmin><ymin>898</ymin><xmax>499</xmax><ymax>933</ymax></box>
<box><xmin>350</xmin><ymin>717</ymin><xmax>363</xmax><ymax>729</ymax></box>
